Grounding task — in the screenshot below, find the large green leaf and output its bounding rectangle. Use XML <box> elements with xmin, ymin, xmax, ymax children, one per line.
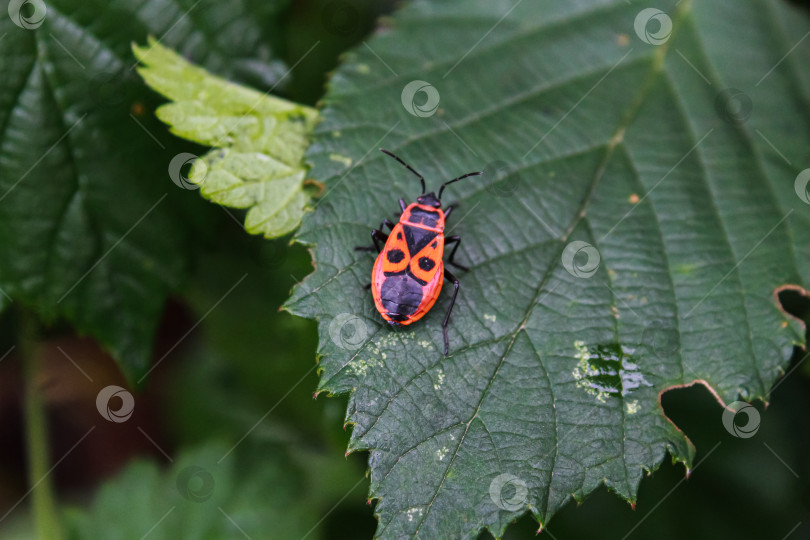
<box><xmin>285</xmin><ymin>0</ymin><xmax>810</xmax><ymax>537</ymax></box>
<box><xmin>0</xmin><ymin>0</ymin><xmax>287</xmax><ymax>378</ymax></box>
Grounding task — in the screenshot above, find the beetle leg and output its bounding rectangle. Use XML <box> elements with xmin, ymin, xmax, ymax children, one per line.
<box><xmin>443</xmin><ymin>203</ymin><xmax>457</xmax><ymax>221</ymax></box>
<box><xmin>372</xmin><ymin>229</ymin><xmax>389</xmax><ymax>251</ymax></box>
<box><xmin>399</xmin><ymin>198</ymin><xmax>407</xmax><ymax>212</ymax></box>
<box><xmin>444</xmin><ymin>235</ymin><xmax>469</xmax><ymax>272</ymax></box>
<box><xmin>358</xmin><ymin>220</ymin><xmax>396</xmax><ymax>250</ymax></box>
<box><xmin>441</xmin><ymin>269</ymin><xmax>461</xmax><ymax>356</ymax></box>
<box><xmin>353</xmin><ymin>229</ymin><xmax>389</xmax><ymax>253</ymax></box>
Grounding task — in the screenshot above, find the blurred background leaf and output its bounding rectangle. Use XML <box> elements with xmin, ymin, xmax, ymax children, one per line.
<box><xmin>0</xmin><ymin>0</ymin><xmax>390</xmax><ymax>538</ymax></box>
<box><xmin>64</xmin><ymin>438</ymin><xmax>360</xmax><ymax>540</ymax></box>
<box><xmin>0</xmin><ymin>0</ymin><xmax>293</xmax><ymax>379</ymax></box>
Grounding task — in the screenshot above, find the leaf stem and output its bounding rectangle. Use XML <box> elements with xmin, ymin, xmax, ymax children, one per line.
<box><xmin>19</xmin><ymin>309</ymin><xmax>65</xmax><ymax>540</ymax></box>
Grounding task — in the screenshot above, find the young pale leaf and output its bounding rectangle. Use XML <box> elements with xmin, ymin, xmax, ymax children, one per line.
<box><xmin>285</xmin><ymin>0</ymin><xmax>810</xmax><ymax>537</ymax></box>
<box><xmin>133</xmin><ymin>39</ymin><xmax>319</xmax><ymax>238</ymax></box>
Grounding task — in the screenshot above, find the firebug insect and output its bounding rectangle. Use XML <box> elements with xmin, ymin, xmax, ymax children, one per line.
<box><xmin>356</xmin><ymin>149</ymin><xmax>482</xmax><ymax>355</ymax></box>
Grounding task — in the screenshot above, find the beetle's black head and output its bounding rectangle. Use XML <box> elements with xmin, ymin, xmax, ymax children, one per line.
<box><xmin>416</xmin><ymin>192</ymin><xmax>442</xmax><ymax>208</ymax></box>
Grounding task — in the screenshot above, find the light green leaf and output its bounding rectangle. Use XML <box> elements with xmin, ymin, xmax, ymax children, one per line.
<box><xmin>285</xmin><ymin>0</ymin><xmax>810</xmax><ymax>537</ymax></box>
<box><xmin>133</xmin><ymin>39</ymin><xmax>319</xmax><ymax>238</ymax></box>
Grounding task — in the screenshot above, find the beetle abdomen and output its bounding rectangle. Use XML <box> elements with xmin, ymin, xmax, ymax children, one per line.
<box><xmin>379</xmin><ymin>273</ymin><xmax>423</xmax><ymax>323</ymax></box>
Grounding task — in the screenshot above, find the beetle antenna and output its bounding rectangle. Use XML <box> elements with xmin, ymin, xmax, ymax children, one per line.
<box><xmin>438</xmin><ymin>171</ymin><xmax>483</xmax><ymax>200</ymax></box>
<box><xmin>380</xmin><ymin>148</ymin><xmax>426</xmax><ymax>194</ymax></box>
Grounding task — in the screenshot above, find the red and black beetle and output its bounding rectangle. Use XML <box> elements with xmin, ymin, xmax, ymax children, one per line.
<box><xmin>356</xmin><ymin>149</ymin><xmax>482</xmax><ymax>355</ymax></box>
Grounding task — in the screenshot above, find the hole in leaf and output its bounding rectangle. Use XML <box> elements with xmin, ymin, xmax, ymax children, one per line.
<box><xmin>777</xmin><ymin>286</ymin><xmax>810</xmax><ymax>324</ymax></box>
<box><xmin>659</xmin><ymin>379</ymin><xmax>726</xmax><ymax>460</ymax></box>
<box><xmin>776</xmin><ymin>285</ymin><xmax>810</xmax><ymax>344</ymax></box>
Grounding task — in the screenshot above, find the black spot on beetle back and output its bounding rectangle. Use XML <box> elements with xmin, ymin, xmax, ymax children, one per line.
<box><xmin>418</xmin><ymin>257</ymin><xmax>435</xmax><ymax>271</ymax></box>
<box><xmin>387</xmin><ymin>249</ymin><xmax>405</xmax><ymax>263</ymax></box>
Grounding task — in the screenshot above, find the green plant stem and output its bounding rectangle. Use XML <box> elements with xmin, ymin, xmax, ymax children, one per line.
<box><xmin>20</xmin><ymin>310</ymin><xmax>65</xmax><ymax>540</ymax></box>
